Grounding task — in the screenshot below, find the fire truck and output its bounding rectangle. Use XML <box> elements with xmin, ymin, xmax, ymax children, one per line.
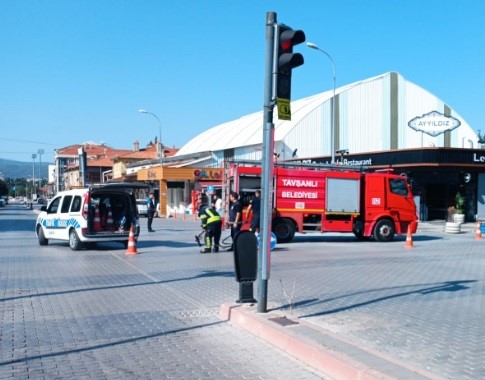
<box><xmin>223</xmin><ymin>161</ymin><xmax>418</xmax><ymax>243</ymax></box>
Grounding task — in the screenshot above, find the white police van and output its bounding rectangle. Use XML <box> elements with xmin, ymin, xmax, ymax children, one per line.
<box><xmin>35</xmin><ymin>182</ymin><xmax>148</xmax><ymax>250</ymax></box>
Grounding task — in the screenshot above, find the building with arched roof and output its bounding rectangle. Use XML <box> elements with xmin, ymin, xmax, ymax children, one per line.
<box><xmin>154</xmin><ymin>72</ymin><xmax>485</xmax><ymax>221</ymax></box>
<box><xmin>175</xmin><ymin>72</ymin><xmax>478</xmax><ymax>164</ymax></box>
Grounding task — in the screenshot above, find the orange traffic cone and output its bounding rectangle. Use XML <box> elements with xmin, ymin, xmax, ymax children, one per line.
<box><xmin>106</xmin><ymin>208</ymin><xmax>115</xmax><ymax>231</ymax></box>
<box><xmin>125</xmin><ymin>226</ymin><xmax>138</xmax><ymax>255</ymax></box>
<box><xmin>475</xmin><ymin>221</ymin><xmax>482</xmax><ymax>240</ymax></box>
<box><xmin>93</xmin><ymin>204</ymin><xmax>102</xmax><ymax>231</ymax></box>
<box><xmin>405</xmin><ymin>224</ymin><xmax>414</xmax><ymax>248</ymax></box>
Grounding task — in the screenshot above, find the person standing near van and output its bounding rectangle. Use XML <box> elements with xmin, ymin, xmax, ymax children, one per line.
<box><xmin>227</xmin><ymin>191</ymin><xmax>242</xmax><ymax>251</ymax></box>
<box><xmin>146</xmin><ymin>193</ymin><xmax>156</xmax><ymax>232</ymax></box>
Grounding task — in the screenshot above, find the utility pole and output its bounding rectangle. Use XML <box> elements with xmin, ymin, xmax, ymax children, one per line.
<box><xmin>258</xmin><ymin>12</ymin><xmax>305</xmax><ymax>313</ymax></box>
<box><xmin>258</xmin><ymin>11</ymin><xmax>277</xmax><ymax>313</ymax></box>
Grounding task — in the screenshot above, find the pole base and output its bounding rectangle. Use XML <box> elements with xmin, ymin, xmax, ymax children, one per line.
<box><xmin>236</xmin><ymin>282</ymin><xmax>256</xmax><ymax>303</ymax></box>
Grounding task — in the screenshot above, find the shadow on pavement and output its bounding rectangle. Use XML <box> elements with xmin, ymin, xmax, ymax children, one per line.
<box><xmin>299</xmin><ymin>279</ymin><xmax>476</xmax><ymax>318</ymax></box>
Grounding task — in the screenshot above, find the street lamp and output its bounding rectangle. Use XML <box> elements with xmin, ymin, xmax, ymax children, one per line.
<box><xmin>38</xmin><ymin>149</ymin><xmax>44</xmax><ymax>189</ymax></box>
<box><xmin>306</xmin><ymin>42</ymin><xmax>337</xmax><ymax>164</ymax></box>
<box><xmin>31</xmin><ymin>153</ymin><xmax>37</xmax><ymax>199</ymax></box>
<box><xmin>139</xmin><ymin>109</ymin><xmax>163</xmax><ymax>159</ymax></box>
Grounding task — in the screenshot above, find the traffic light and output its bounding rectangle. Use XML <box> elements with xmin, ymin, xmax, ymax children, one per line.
<box><xmin>276</xmin><ymin>24</ymin><xmax>305</xmax><ymax>102</ymax></box>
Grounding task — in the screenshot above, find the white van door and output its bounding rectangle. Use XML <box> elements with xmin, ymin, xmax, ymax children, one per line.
<box><xmin>56</xmin><ymin>195</ymin><xmax>74</xmax><ymax>240</ymax></box>
<box><xmin>41</xmin><ymin>196</ymin><xmax>63</xmax><ymax>239</ymax></box>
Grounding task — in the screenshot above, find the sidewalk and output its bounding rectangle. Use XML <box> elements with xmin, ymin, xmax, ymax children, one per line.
<box><xmin>219</xmin><ymin>221</ymin><xmax>483</xmax><ymax>380</ymax></box>
<box><xmin>220</xmin><ymin>303</ymin><xmax>444</xmax><ymax>380</ymax></box>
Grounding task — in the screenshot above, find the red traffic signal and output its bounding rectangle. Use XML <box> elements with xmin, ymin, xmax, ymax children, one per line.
<box><xmin>276</xmin><ymin>25</ymin><xmax>305</xmax><ymax>101</ymax></box>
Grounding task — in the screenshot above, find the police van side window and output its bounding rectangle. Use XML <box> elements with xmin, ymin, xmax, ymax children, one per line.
<box><xmin>61</xmin><ymin>196</ymin><xmax>73</xmax><ymax>213</ymax></box>
<box><xmin>71</xmin><ymin>196</ymin><xmax>82</xmax><ymax>212</ymax></box>
<box><xmin>47</xmin><ymin>197</ymin><xmax>61</xmax><ymax>214</ymax></box>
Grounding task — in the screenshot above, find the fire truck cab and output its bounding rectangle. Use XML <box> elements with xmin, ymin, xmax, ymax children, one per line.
<box><xmin>223</xmin><ymin>161</ymin><xmax>418</xmax><ymax>243</ymax></box>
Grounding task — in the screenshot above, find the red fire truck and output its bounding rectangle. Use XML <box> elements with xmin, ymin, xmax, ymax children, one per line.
<box><xmin>223</xmin><ymin>161</ymin><xmax>418</xmax><ymax>243</ymax></box>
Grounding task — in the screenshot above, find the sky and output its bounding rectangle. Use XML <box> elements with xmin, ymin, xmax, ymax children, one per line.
<box><xmin>1</xmin><ymin>0</ymin><xmax>484</xmax><ymax>164</ymax></box>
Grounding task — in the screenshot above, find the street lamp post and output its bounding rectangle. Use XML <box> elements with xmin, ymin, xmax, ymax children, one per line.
<box><xmin>306</xmin><ymin>42</ymin><xmax>337</xmax><ymax>164</ymax></box>
<box><xmin>38</xmin><ymin>149</ymin><xmax>44</xmax><ymax>190</ymax></box>
<box><xmin>31</xmin><ymin>153</ymin><xmax>37</xmax><ymax>199</ymax></box>
<box><xmin>139</xmin><ymin>109</ymin><xmax>163</xmax><ymax>159</ymax></box>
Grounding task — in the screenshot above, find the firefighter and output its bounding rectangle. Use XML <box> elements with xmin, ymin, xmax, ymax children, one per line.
<box><xmin>198</xmin><ymin>203</ymin><xmax>222</xmax><ymax>253</ymax></box>
<box><xmin>246</xmin><ymin>189</ymin><xmax>261</xmax><ymax>233</ymax></box>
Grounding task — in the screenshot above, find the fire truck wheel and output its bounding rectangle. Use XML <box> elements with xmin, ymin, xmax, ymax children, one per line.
<box><xmin>352</xmin><ymin>219</ymin><xmax>368</xmax><ymax>240</ymax></box>
<box><xmin>373</xmin><ymin>219</ymin><xmax>395</xmax><ymax>242</ymax></box>
<box><xmin>273</xmin><ymin>218</ymin><xmax>295</xmax><ymax>243</ymax></box>
<box><xmin>353</xmin><ymin>230</ymin><xmax>370</xmax><ymax>241</ymax></box>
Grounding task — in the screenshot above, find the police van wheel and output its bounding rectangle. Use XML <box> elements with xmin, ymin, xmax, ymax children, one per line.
<box><xmin>69</xmin><ymin>230</ymin><xmax>82</xmax><ymax>251</ymax></box>
<box><xmin>37</xmin><ymin>226</ymin><xmax>48</xmax><ymax>246</ymax></box>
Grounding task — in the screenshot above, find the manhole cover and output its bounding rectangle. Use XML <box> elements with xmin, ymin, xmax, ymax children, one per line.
<box><xmin>268</xmin><ymin>316</ymin><xmax>299</xmax><ymax>327</ymax></box>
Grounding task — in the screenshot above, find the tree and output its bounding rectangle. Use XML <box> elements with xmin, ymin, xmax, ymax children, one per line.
<box><xmin>478</xmin><ymin>130</ymin><xmax>485</xmax><ymax>144</ymax></box>
<box><xmin>0</xmin><ymin>179</ymin><xmax>8</xmax><ymax>197</ymax></box>
<box><xmin>455</xmin><ymin>192</ymin><xmax>465</xmax><ymax>215</ymax></box>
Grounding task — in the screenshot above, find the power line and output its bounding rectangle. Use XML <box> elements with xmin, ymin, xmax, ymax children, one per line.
<box><xmin>0</xmin><ymin>137</ymin><xmax>58</xmax><ymax>146</ymax></box>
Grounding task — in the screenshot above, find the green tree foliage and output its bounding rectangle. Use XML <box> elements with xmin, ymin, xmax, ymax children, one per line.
<box><xmin>0</xmin><ymin>179</ymin><xmax>8</xmax><ymax>197</ymax></box>
<box><xmin>478</xmin><ymin>130</ymin><xmax>485</xmax><ymax>144</ymax></box>
<box><xmin>455</xmin><ymin>192</ymin><xmax>466</xmax><ymax>214</ymax></box>
<box><xmin>2</xmin><ymin>178</ymin><xmax>29</xmax><ymax>197</ymax></box>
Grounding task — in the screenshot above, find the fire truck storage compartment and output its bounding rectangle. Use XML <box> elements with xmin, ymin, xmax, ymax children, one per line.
<box><xmin>324</xmin><ymin>177</ymin><xmax>361</xmax><ymax>231</ymax></box>
<box><xmin>238</xmin><ymin>175</ymin><xmax>261</xmax><ymax>207</ymax></box>
<box><xmin>325</xmin><ymin>177</ymin><xmax>360</xmax><ymax>213</ymax></box>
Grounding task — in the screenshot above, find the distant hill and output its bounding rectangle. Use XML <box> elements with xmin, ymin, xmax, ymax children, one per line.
<box><xmin>0</xmin><ymin>158</ymin><xmax>51</xmax><ymax>179</ymax></box>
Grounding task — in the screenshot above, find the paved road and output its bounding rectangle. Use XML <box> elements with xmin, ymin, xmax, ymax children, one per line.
<box><xmin>0</xmin><ymin>203</ymin><xmax>323</xmax><ymax>379</ymax></box>
<box><xmin>1</xmin><ymin>201</ymin><xmax>484</xmax><ymax>379</ymax></box>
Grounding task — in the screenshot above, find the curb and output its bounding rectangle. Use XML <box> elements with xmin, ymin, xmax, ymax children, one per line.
<box><xmin>220</xmin><ymin>303</ymin><xmax>444</xmax><ymax>380</ymax></box>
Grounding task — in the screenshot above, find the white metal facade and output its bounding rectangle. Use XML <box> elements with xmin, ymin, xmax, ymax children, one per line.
<box><xmin>175</xmin><ymin>72</ymin><xmax>478</xmax><ymax>166</ymax></box>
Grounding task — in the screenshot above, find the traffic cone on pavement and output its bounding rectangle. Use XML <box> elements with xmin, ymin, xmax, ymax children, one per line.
<box><xmin>93</xmin><ymin>204</ymin><xmax>102</xmax><ymax>232</ymax></box>
<box><xmin>405</xmin><ymin>224</ymin><xmax>414</xmax><ymax>248</ymax></box>
<box><xmin>125</xmin><ymin>225</ymin><xmax>138</xmax><ymax>255</ymax></box>
<box><xmin>106</xmin><ymin>208</ymin><xmax>115</xmax><ymax>231</ymax></box>
<box><xmin>475</xmin><ymin>221</ymin><xmax>482</xmax><ymax>240</ymax></box>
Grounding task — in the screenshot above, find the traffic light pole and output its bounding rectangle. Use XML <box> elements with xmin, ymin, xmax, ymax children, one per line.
<box><xmin>257</xmin><ymin>11</ymin><xmax>277</xmax><ymax>313</ymax></box>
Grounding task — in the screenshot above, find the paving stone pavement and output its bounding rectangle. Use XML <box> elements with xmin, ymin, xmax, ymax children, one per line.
<box><xmin>0</xmin><ymin>205</ymin><xmax>324</xmax><ymax>379</ymax></box>
<box><xmin>1</xmin><ymin>204</ymin><xmax>484</xmax><ymax>379</ymax></box>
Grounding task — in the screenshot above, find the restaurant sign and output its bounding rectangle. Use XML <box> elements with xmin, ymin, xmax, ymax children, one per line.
<box><xmin>408</xmin><ymin>111</ymin><xmax>461</xmax><ymax>137</ymax></box>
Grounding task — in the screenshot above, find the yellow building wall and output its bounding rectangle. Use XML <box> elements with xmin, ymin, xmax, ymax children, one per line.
<box><xmin>136</xmin><ymin>167</ymin><xmax>223</xmax><ymax>217</ymax></box>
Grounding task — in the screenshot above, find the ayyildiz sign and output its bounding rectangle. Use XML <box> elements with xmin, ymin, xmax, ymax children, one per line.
<box><xmin>408</xmin><ymin>110</ymin><xmax>461</xmax><ymax>137</ymax></box>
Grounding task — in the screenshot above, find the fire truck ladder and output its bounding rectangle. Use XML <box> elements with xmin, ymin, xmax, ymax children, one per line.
<box><xmin>225</xmin><ymin>159</ymin><xmax>368</xmax><ymax>172</ymax></box>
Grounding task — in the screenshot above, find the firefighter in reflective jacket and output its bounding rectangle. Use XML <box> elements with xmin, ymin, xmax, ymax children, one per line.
<box><xmin>198</xmin><ymin>204</ymin><xmax>222</xmax><ymax>253</ymax></box>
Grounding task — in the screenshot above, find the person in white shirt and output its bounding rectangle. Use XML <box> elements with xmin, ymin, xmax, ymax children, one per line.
<box><xmin>213</xmin><ymin>194</ymin><xmax>223</xmax><ymax>216</ymax></box>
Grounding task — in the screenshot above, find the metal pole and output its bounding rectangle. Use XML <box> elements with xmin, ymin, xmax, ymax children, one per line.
<box><xmin>38</xmin><ymin>149</ymin><xmax>44</xmax><ymax>190</ymax></box>
<box><xmin>31</xmin><ymin>153</ymin><xmax>37</xmax><ymax>199</ymax></box>
<box><xmin>139</xmin><ymin>109</ymin><xmax>163</xmax><ymax>160</ymax></box>
<box><xmin>258</xmin><ymin>11</ymin><xmax>277</xmax><ymax>313</ymax></box>
<box><xmin>306</xmin><ymin>43</ymin><xmax>337</xmax><ymax>164</ymax></box>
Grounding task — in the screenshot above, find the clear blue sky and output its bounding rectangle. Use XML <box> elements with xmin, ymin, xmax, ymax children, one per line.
<box><xmin>1</xmin><ymin>0</ymin><xmax>483</xmax><ymax>164</ymax></box>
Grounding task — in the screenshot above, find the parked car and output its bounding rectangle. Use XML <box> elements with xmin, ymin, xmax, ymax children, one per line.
<box><xmin>35</xmin><ymin>182</ymin><xmax>148</xmax><ymax>250</ymax></box>
<box><xmin>136</xmin><ymin>199</ymin><xmax>148</xmax><ymax>217</ymax></box>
